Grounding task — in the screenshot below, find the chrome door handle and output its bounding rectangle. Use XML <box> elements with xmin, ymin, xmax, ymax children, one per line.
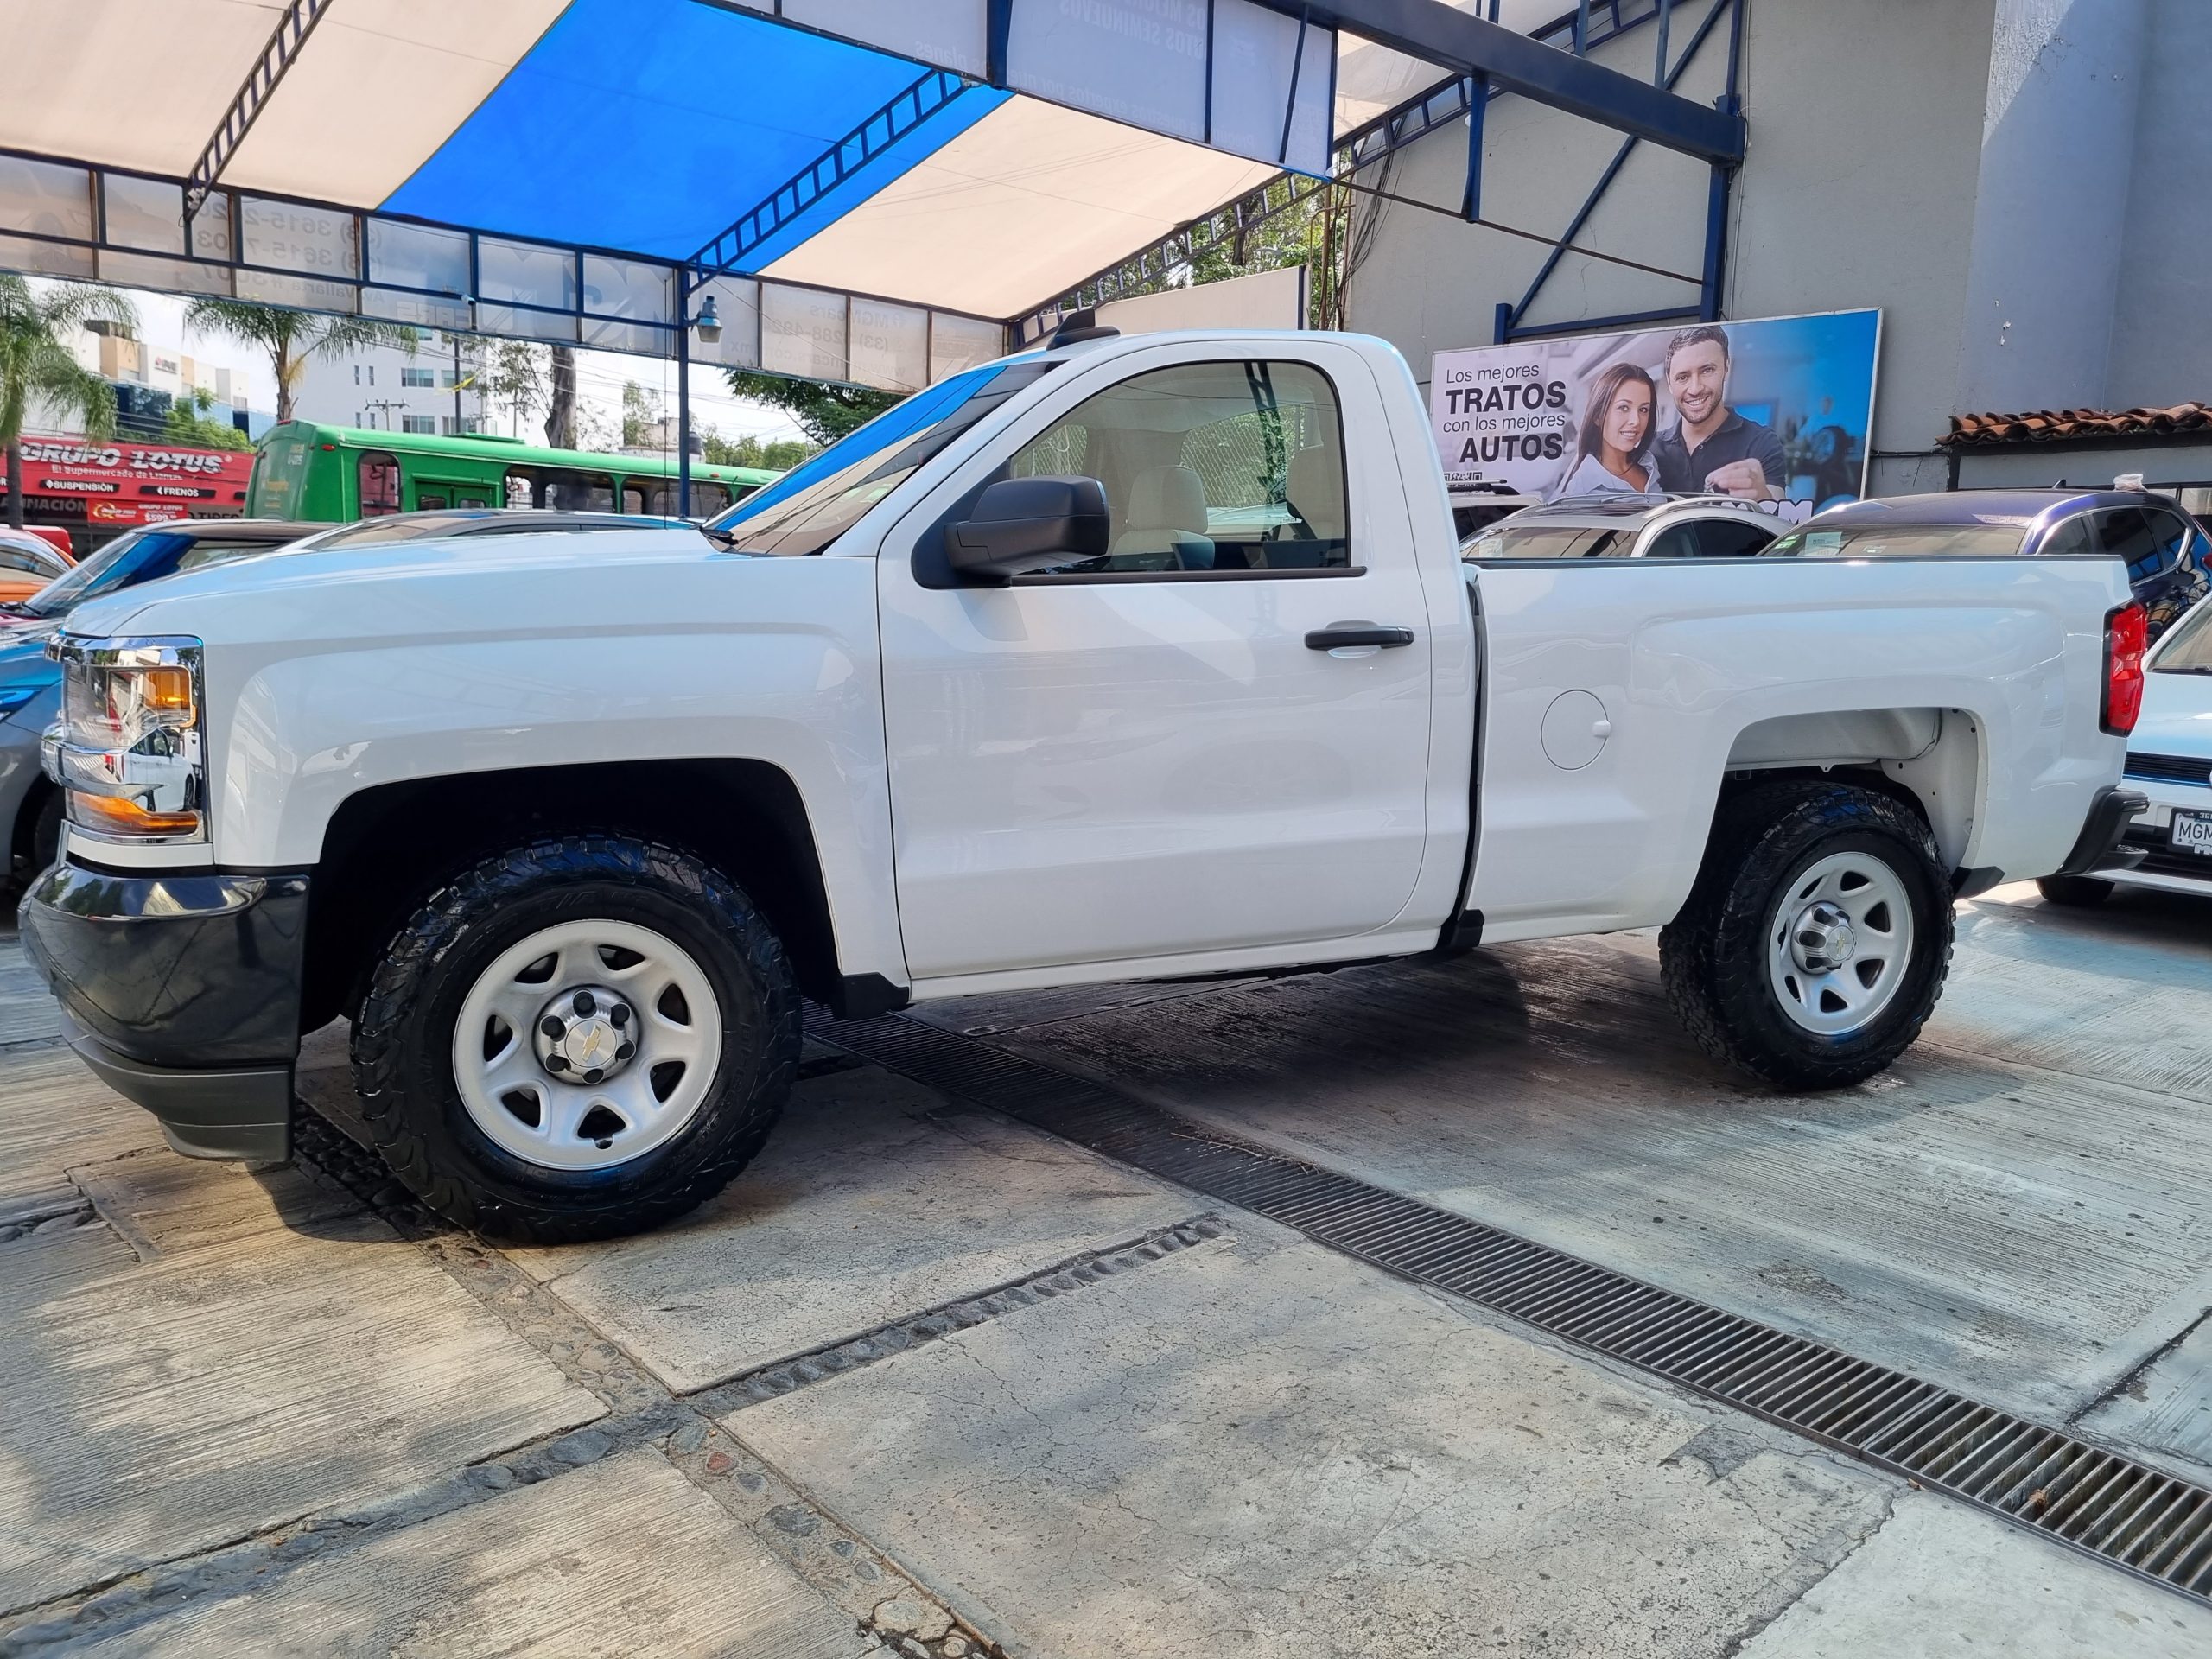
<box><xmin>1305</xmin><ymin>625</ymin><xmax>1414</xmax><ymax>650</ymax></box>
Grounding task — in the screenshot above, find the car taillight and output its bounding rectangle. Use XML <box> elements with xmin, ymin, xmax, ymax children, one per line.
<box><xmin>2102</xmin><ymin>601</ymin><xmax>2147</xmax><ymax>735</ymax></box>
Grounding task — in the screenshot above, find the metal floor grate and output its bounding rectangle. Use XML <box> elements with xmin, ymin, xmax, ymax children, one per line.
<box><xmin>826</xmin><ymin>1013</ymin><xmax>2212</xmax><ymax>1607</ymax></box>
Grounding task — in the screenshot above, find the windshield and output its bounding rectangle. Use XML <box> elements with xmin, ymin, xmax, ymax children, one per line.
<box><xmin>1463</xmin><ymin>523</ymin><xmax>1627</xmax><ymax>561</ymax></box>
<box><xmin>2156</xmin><ymin>600</ymin><xmax>2212</xmax><ymax>672</ymax></box>
<box><xmin>21</xmin><ymin>527</ymin><xmax>289</xmax><ymax>617</ymax></box>
<box><xmin>249</xmin><ymin>433</ymin><xmax>314</xmax><ymax>517</ymax></box>
<box><xmin>1762</xmin><ymin>522</ymin><xmax>2029</xmax><ymax>559</ymax></box>
<box><xmin>708</xmin><ymin>360</ymin><xmax>1054</xmax><ymax>557</ymax></box>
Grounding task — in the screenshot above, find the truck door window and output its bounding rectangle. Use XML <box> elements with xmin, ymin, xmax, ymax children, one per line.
<box><xmin>1007</xmin><ymin>359</ymin><xmax>1351</xmax><ymax>575</ymax></box>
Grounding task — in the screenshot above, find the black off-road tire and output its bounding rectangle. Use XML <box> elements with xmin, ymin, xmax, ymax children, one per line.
<box><xmin>349</xmin><ymin>835</ymin><xmax>798</xmax><ymax>1243</ymax></box>
<box><xmin>2036</xmin><ymin>874</ymin><xmax>2113</xmax><ymax>908</ymax></box>
<box><xmin>1660</xmin><ymin>781</ymin><xmax>1953</xmax><ymax>1090</ymax></box>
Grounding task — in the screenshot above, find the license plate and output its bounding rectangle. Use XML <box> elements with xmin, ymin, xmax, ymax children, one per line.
<box><xmin>2171</xmin><ymin>809</ymin><xmax>2212</xmax><ymax>855</ymax></box>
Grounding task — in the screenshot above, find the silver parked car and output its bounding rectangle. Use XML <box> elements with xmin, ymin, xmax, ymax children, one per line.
<box><xmin>1460</xmin><ymin>493</ymin><xmax>1782</xmax><ymax>562</ymax></box>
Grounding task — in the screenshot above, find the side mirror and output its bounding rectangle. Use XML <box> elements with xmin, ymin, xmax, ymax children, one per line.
<box><xmin>946</xmin><ymin>476</ymin><xmax>1110</xmax><ymax>582</ymax></box>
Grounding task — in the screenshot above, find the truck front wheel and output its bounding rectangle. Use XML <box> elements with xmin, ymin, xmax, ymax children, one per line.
<box><xmin>349</xmin><ymin>835</ymin><xmax>798</xmax><ymax>1243</ymax></box>
<box><xmin>1661</xmin><ymin>782</ymin><xmax>1952</xmax><ymax>1090</ymax></box>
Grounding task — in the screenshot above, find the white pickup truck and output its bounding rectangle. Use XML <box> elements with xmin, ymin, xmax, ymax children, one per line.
<box><xmin>22</xmin><ymin>326</ymin><xmax>2148</xmax><ymax>1241</ymax></box>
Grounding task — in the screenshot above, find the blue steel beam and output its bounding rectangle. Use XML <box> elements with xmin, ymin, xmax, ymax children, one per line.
<box><xmin>1023</xmin><ymin>0</ymin><xmax>1692</xmax><ymax>335</ymax></box>
<box><xmin>184</xmin><ymin>0</ymin><xmax>337</xmax><ymax>213</ymax></box>
<box><xmin>1255</xmin><ymin>0</ymin><xmax>1744</xmax><ymax>162</ymax></box>
<box><xmin>688</xmin><ymin>66</ymin><xmax>972</xmax><ymax>282</ymax></box>
<box><xmin>1497</xmin><ymin>0</ymin><xmax>1737</xmax><ymax>340</ymax></box>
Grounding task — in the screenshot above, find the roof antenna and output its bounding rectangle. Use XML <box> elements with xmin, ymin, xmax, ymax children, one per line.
<box><xmin>1048</xmin><ymin>307</ymin><xmax>1119</xmax><ymax>348</ymax></box>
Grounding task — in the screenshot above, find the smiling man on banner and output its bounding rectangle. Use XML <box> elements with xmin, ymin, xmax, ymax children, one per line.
<box><xmin>1651</xmin><ymin>325</ymin><xmax>1786</xmax><ymax>501</ymax></box>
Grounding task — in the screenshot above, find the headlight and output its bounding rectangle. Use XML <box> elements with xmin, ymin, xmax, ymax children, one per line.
<box><xmin>41</xmin><ymin>636</ymin><xmax>207</xmax><ymax>842</ymax></box>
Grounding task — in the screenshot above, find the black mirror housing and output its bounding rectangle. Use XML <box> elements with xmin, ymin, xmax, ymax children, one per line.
<box><xmin>946</xmin><ymin>476</ymin><xmax>1110</xmax><ymax>582</ymax></box>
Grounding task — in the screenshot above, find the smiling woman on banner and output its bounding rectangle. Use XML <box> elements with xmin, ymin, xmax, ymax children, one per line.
<box><xmin>1551</xmin><ymin>362</ymin><xmax>1656</xmax><ymax>500</ymax></box>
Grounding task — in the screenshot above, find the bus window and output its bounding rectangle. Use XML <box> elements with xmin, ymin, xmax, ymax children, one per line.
<box><xmin>622</xmin><ymin>484</ymin><xmax>646</xmax><ymax>514</ymax></box>
<box><xmin>645</xmin><ymin>480</ymin><xmax>732</xmax><ymax>517</ymax></box>
<box><xmin>505</xmin><ymin>472</ymin><xmax>537</xmax><ymax>508</ymax></box>
<box><xmin>412</xmin><ymin>478</ymin><xmax>486</xmax><ymax>512</ymax></box>
<box><xmin>543</xmin><ymin>472</ymin><xmax>615</xmax><ymax>512</ymax></box>
<box><xmin>359</xmin><ymin>452</ymin><xmax>401</xmax><ymax>517</ymax></box>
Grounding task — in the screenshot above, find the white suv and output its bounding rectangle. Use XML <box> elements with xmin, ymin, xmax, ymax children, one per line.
<box><xmin>1462</xmin><ymin>493</ymin><xmax>1781</xmax><ymax>562</ymax></box>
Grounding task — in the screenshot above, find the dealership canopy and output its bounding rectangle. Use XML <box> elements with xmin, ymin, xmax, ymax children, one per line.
<box><xmin>0</xmin><ymin>0</ymin><xmax>1743</xmax><ymax>392</ymax></box>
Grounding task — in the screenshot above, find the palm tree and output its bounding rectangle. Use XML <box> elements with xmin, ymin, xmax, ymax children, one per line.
<box><xmin>182</xmin><ymin>299</ymin><xmax>416</xmax><ymax>427</ymax></box>
<box><xmin>0</xmin><ymin>276</ymin><xmax>138</xmax><ymax>529</ymax></box>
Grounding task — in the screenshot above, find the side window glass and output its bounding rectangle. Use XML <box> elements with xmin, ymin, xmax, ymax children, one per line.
<box><xmin>0</xmin><ymin>549</ymin><xmax>41</xmax><ymax>574</ymax></box>
<box><xmin>2092</xmin><ymin>509</ymin><xmax>2165</xmax><ymax>583</ymax></box>
<box><xmin>1643</xmin><ymin>524</ymin><xmax>1700</xmax><ymax>559</ymax></box>
<box><xmin>505</xmin><ymin>471</ymin><xmax>538</xmax><ymax>508</ymax></box>
<box><xmin>1691</xmin><ymin>518</ymin><xmax>1777</xmax><ymax>558</ymax></box>
<box><xmin>693</xmin><ymin>482</ymin><xmax>731</xmax><ymax>517</ymax></box>
<box><xmin>2143</xmin><ymin>510</ymin><xmax>2190</xmax><ymax>575</ymax></box>
<box><xmin>2039</xmin><ymin>514</ymin><xmax>2094</xmax><ymax>557</ymax></box>
<box><xmin>623</xmin><ymin>485</ymin><xmax>646</xmax><ymax>515</ymax></box>
<box><xmin>1003</xmin><ymin>359</ymin><xmax>1351</xmax><ymax>576</ymax></box>
<box><xmin>359</xmin><ymin>452</ymin><xmax>400</xmax><ymax>517</ymax></box>
<box><xmin>543</xmin><ymin>471</ymin><xmax>615</xmax><ymax>512</ymax></box>
<box><xmin>175</xmin><ymin>540</ymin><xmax>279</xmax><ymax>574</ymax></box>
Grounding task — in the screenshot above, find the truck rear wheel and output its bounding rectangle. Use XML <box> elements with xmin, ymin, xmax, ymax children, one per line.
<box><xmin>349</xmin><ymin>835</ymin><xmax>798</xmax><ymax>1243</ymax></box>
<box><xmin>1661</xmin><ymin>781</ymin><xmax>1952</xmax><ymax>1090</ymax></box>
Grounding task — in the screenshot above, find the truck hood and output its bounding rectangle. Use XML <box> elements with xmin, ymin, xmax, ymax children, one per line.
<box><xmin>62</xmin><ymin>526</ymin><xmax>722</xmax><ymax>641</ymax></box>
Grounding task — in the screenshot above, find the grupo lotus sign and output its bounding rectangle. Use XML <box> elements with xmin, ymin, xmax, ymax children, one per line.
<box><xmin>1430</xmin><ymin>309</ymin><xmax>1881</xmax><ymax>522</ymax></box>
<box><xmin>1</xmin><ymin>437</ymin><xmax>252</xmax><ymax>526</ymax></box>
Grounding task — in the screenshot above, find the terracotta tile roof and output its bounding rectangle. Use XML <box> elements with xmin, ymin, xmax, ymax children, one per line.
<box><xmin>1942</xmin><ymin>402</ymin><xmax>2212</xmax><ymax>447</ymax></box>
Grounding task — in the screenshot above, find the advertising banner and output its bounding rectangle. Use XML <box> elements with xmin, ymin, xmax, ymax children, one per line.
<box><xmin>0</xmin><ymin>437</ymin><xmax>252</xmax><ymax>528</ymax></box>
<box><xmin>1430</xmin><ymin>309</ymin><xmax>1881</xmax><ymax>523</ymax></box>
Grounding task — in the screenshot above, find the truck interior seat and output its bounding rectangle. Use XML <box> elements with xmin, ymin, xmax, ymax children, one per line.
<box><xmin>1110</xmin><ymin>465</ymin><xmax>1216</xmax><ymax>570</ymax></box>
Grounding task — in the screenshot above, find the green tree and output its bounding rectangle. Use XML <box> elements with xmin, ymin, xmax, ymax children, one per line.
<box><xmin>182</xmin><ymin>298</ymin><xmax>416</xmax><ymax>426</ymax></box>
<box><xmin>480</xmin><ymin>340</ymin><xmax>548</xmax><ymax>438</ymax></box>
<box><xmin>723</xmin><ymin>370</ymin><xmax>899</xmax><ymax>445</ymax></box>
<box><xmin>544</xmin><ymin>345</ymin><xmax>577</xmax><ymax>449</ymax></box>
<box><xmin>700</xmin><ymin>429</ymin><xmax>816</xmax><ymax>471</ymax></box>
<box><xmin>161</xmin><ymin>386</ymin><xmax>252</xmax><ymax>452</ymax></box>
<box><xmin>1</xmin><ymin>276</ymin><xmax>138</xmax><ymax>529</ymax></box>
<box><xmin>620</xmin><ymin>380</ymin><xmax>663</xmax><ymax>448</ymax></box>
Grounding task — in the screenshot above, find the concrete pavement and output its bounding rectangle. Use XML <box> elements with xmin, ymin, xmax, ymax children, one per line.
<box><xmin>3</xmin><ymin>882</ymin><xmax>2210</xmax><ymax>1655</ymax></box>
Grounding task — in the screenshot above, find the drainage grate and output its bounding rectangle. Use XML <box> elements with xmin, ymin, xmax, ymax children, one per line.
<box><xmin>825</xmin><ymin>1014</ymin><xmax>2212</xmax><ymax>1607</ymax></box>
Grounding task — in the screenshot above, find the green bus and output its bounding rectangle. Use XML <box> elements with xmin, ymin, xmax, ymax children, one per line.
<box><xmin>246</xmin><ymin>423</ymin><xmax>781</xmax><ymax>522</ymax></box>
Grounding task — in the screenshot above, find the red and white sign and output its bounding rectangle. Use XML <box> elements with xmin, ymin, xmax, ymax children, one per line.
<box><xmin>87</xmin><ymin>501</ymin><xmax>194</xmax><ymax>526</ymax></box>
<box><xmin>1</xmin><ymin>437</ymin><xmax>252</xmax><ymax>520</ymax></box>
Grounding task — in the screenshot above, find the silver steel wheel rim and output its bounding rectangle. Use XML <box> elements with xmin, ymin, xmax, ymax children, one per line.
<box><xmin>452</xmin><ymin>918</ymin><xmax>721</xmax><ymax>1172</ymax></box>
<box><xmin>1764</xmin><ymin>849</ymin><xmax>1915</xmax><ymax>1038</ymax></box>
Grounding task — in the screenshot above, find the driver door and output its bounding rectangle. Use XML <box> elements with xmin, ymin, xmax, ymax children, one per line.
<box><xmin>877</xmin><ymin>340</ymin><xmax>1438</xmax><ymax>984</ymax></box>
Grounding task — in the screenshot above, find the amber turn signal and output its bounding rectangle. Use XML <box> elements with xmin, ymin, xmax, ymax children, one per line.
<box><xmin>137</xmin><ymin>666</ymin><xmax>194</xmax><ymax>714</ymax></box>
<box><xmin>69</xmin><ymin>792</ymin><xmax>200</xmax><ymax>837</ymax></box>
